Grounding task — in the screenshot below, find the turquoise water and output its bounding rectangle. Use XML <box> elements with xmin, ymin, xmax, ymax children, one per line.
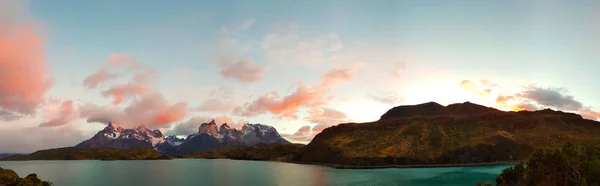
<box><xmin>0</xmin><ymin>159</ymin><xmax>508</xmax><ymax>186</ymax></box>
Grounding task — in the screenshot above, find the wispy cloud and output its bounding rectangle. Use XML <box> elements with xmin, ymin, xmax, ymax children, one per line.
<box><xmin>82</xmin><ymin>69</ymin><xmax>116</xmax><ymax>88</ymax></box>
<box><xmin>79</xmin><ymin>54</ymin><xmax>188</xmax><ymax>127</ymax></box>
<box><xmin>39</xmin><ymin>100</ymin><xmax>77</xmax><ymax>127</ymax></box>
<box><xmin>370</xmin><ymin>92</ymin><xmax>403</xmax><ymax>105</ymax></box>
<box><xmin>195</xmin><ymin>99</ymin><xmax>237</xmax><ymax>114</ymax></box>
<box><xmin>261</xmin><ymin>23</ymin><xmax>343</xmax><ymax>67</ymax></box>
<box><xmin>234</xmin><ymin>65</ymin><xmax>362</xmax><ymax>119</ymax></box>
<box><xmin>219</xmin><ymin>59</ymin><xmax>264</xmax><ymax>83</ymax></box>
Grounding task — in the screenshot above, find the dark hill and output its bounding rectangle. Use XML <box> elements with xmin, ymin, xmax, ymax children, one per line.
<box><xmin>380</xmin><ymin>101</ymin><xmax>501</xmax><ymax>120</ymax></box>
<box><xmin>0</xmin><ymin>167</ymin><xmax>51</xmax><ymax>186</ymax></box>
<box><xmin>294</xmin><ymin>102</ymin><xmax>600</xmax><ymax>167</ymax></box>
<box><xmin>183</xmin><ymin>143</ymin><xmax>304</xmax><ymax>162</ymax></box>
<box><xmin>1</xmin><ymin>147</ymin><xmax>170</xmax><ymax>161</ymax></box>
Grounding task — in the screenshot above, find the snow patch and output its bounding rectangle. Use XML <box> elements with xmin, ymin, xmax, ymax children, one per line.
<box><xmin>104</xmin><ymin>131</ymin><xmax>121</xmax><ymax>139</ymax></box>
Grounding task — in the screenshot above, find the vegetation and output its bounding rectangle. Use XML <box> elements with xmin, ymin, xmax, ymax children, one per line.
<box><xmin>294</xmin><ymin>102</ymin><xmax>600</xmax><ymax>166</ymax></box>
<box><xmin>0</xmin><ymin>167</ymin><xmax>51</xmax><ymax>186</ymax></box>
<box><xmin>1</xmin><ymin>147</ymin><xmax>171</xmax><ymax>161</ymax></box>
<box><xmin>495</xmin><ymin>143</ymin><xmax>600</xmax><ymax>186</ymax></box>
<box><xmin>183</xmin><ymin>143</ymin><xmax>304</xmax><ymax>162</ymax></box>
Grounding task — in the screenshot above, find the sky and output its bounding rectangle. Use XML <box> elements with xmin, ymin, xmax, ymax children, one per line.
<box><xmin>1</xmin><ymin>0</ymin><xmax>600</xmax><ymax>153</ymax></box>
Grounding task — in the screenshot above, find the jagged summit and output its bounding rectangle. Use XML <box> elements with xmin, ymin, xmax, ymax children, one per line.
<box><xmin>76</xmin><ymin>122</ymin><xmax>166</xmax><ymax>149</ymax></box>
<box><xmin>198</xmin><ymin>120</ymin><xmax>219</xmax><ymax>137</ymax></box>
<box><xmin>174</xmin><ymin>120</ymin><xmax>291</xmax><ymax>155</ymax></box>
<box><xmin>76</xmin><ymin>120</ymin><xmax>290</xmax><ymax>156</ymax></box>
<box><xmin>107</xmin><ymin>122</ymin><xmax>121</xmax><ymax>128</ymax></box>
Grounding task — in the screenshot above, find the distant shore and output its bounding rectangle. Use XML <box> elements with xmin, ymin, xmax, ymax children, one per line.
<box><xmin>2</xmin><ymin>153</ymin><xmax>519</xmax><ymax>170</ymax></box>
<box><xmin>177</xmin><ymin>157</ymin><xmax>520</xmax><ymax>169</ymax></box>
<box><xmin>287</xmin><ymin>160</ymin><xmax>520</xmax><ymax>169</ymax></box>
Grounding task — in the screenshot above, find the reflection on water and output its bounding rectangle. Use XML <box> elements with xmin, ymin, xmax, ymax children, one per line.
<box><xmin>271</xmin><ymin>160</ymin><xmax>326</xmax><ymax>186</ymax></box>
<box><xmin>0</xmin><ymin>159</ymin><xmax>509</xmax><ymax>186</ymax></box>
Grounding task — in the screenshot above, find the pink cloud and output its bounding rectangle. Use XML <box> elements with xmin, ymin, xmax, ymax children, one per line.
<box><xmin>319</xmin><ymin>68</ymin><xmax>354</xmax><ymax>89</ymax></box>
<box><xmin>82</xmin><ymin>69</ymin><xmax>115</xmax><ymax>88</ymax></box>
<box><xmin>236</xmin><ymin>82</ymin><xmax>324</xmax><ymax>119</ymax></box>
<box><xmin>0</xmin><ymin>5</ymin><xmax>52</xmax><ymax>115</ymax></box>
<box><xmin>80</xmin><ymin>92</ymin><xmax>188</xmax><ymax>127</ymax></box>
<box><xmin>294</xmin><ymin>125</ymin><xmax>311</xmax><ymax>137</ymax></box>
<box><xmin>306</xmin><ymin>107</ymin><xmax>350</xmax><ymax>132</ymax></box>
<box><xmin>124</xmin><ymin>93</ymin><xmax>188</xmax><ymax>127</ymax></box>
<box><xmin>40</xmin><ymin>100</ymin><xmax>77</xmax><ymax>127</ymax></box>
<box><xmin>80</xmin><ymin>54</ymin><xmax>187</xmax><ymax>127</ymax></box>
<box><xmin>84</xmin><ymin>53</ymin><xmax>149</xmax><ymax>89</ymax></box>
<box><xmin>100</xmin><ymin>69</ymin><xmax>155</xmax><ymax>104</ymax></box>
<box><xmin>284</xmin><ymin>107</ymin><xmax>352</xmax><ymax>143</ymax></box>
<box><xmin>579</xmin><ymin>108</ymin><xmax>600</xmax><ymax>121</ymax></box>
<box><xmin>101</xmin><ymin>83</ymin><xmax>149</xmax><ymax>104</ymax></box>
<box><xmin>106</xmin><ymin>53</ymin><xmax>138</xmax><ymax>69</ymax></box>
<box><xmin>219</xmin><ymin>59</ymin><xmax>264</xmax><ymax>83</ymax></box>
<box><xmin>235</xmin><ymin>66</ymin><xmax>360</xmax><ymax>119</ymax></box>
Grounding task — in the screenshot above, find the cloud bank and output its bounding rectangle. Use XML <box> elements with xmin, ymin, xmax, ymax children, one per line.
<box><xmin>460</xmin><ymin>79</ymin><xmax>600</xmax><ymax>121</ymax></box>
<box><xmin>234</xmin><ymin>65</ymin><xmax>361</xmax><ymax>119</ymax></box>
<box><xmin>0</xmin><ymin>0</ymin><xmax>51</xmax><ymax>115</ymax></box>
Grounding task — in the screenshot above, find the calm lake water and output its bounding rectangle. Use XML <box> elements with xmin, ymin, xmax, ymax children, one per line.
<box><xmin>0</xmin><ymin>159</ymin><xmax>508</xmax><ymax>186</ymax></box>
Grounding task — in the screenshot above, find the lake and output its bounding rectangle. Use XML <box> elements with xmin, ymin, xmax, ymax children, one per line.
<box><xmin>0</xmin><ymin>159</ymin><xmax>508</xmax><ymax>186</ymax></box>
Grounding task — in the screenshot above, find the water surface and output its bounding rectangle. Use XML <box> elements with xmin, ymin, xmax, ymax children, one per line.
<box><xmin>1</xmin><ymin>159</ymin><xmax>507</xmax><ymax>186</ymax></box>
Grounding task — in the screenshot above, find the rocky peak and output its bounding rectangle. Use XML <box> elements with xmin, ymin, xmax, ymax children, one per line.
<box><xmin>76</xmin><ymin>123</ymin><xmax>166</xmax><ymax>149</ymax></box>
<box><xmin>165</xmin><ymin>135</ymin><xmax>185</xmax><ymax>147</ymax></box>
<box><xmin>219</xmin><ymin>123</ymin><xmax>232</xmax><ymax>135</ymax></box>
<box><xmin>103</xmin><ymin>122</ymin><xmax>123</xmax><ymax>131</ymax></box>
<box><xmin>199</xmin><ymin>120</ymin><xmax>219</xmax><ymax>136</ymax></box>
<box><xmin>239</xmin><ymin>123</ymin><xmax>289</xmax><ymax>145</ymax></box>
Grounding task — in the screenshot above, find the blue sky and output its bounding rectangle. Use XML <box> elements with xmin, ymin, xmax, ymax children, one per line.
<box><xmin>1</xmin><ymin>0</ymin><xmax>599</xmax><ymax>152</ymax></box>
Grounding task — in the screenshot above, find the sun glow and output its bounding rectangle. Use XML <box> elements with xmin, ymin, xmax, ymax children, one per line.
<box><xmin>459</xmin><ymin>80</ymin><xmax>533</xmax><ymax>112</ymax></box>
<box><xmin>335</xmin><ymin>99</ymin><xmax>390</xmax><ymax>123</ymax></box>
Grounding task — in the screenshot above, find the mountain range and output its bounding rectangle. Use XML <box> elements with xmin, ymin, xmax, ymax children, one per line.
<box><xmin>75</xmin><ymin>120</ymin><xmax>290</xmax><ymax>155</ymax></box>
<box><xmin>5</xmin><ymin>101</ymin><xmax>600</xmax><ymax>169</ymax></box>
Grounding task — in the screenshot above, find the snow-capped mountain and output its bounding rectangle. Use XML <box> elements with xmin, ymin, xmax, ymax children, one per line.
<box><xmin>75</xmin><ymin>120</ymin><xmax>291</xmax><ymax>155</ymax></box>
<box><xmin>174</xmin><ymin>120</ymin><xmax>290</xmax><ymax>154</ymax></box>
<box><xmin>165</xmin><ymin>136</ymin><xmax>185</xmax><ymax>147</ymax></box>
<box><xmin>75</xmin><ymin>122</ymin><xmax>166</xmax><ymax>149</ymax></box>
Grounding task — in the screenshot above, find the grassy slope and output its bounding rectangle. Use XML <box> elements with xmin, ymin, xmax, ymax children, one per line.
<box><xmin>1</xmin><ymin>147</ymin><xmax>171</xmax><ymax>161</ymax></box>
<box><xmin>294</xmin><ymin>109</ymin><xmax>600</xmax><ymax>166</ymax></box>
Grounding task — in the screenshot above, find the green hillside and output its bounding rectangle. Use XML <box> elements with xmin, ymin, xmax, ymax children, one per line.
<box><xmin>293</xmin><ymin>102</ymin><xmax>600</xmax><ymax>166</ymax></box>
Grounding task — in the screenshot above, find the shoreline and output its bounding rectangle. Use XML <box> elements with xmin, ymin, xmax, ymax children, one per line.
<box><xmin>176</xmin><ymin>157</ymin><xmax>520</xmax><ymax>169</ymax></box>
<box><xmin>286</xmin><ymin>160</ymin><xmax>520</xmax><ymax>169</ymax></box>
<box><xmin>2</xmin><ymin>156</ymin><xmax>519</xmax><ymax>169</ymax></box>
